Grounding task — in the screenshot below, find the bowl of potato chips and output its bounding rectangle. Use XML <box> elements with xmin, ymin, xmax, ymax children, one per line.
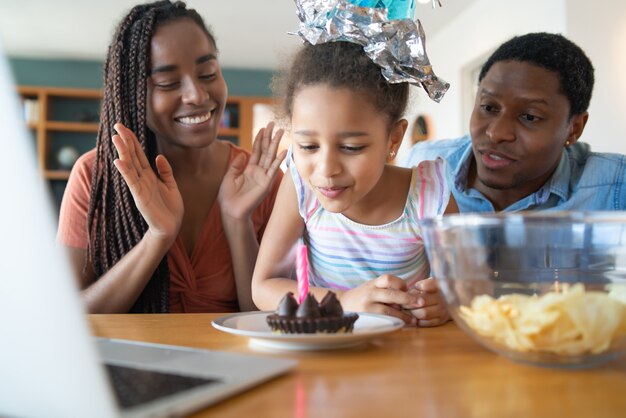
<box><xmin>420</xmin><ymin>211</ymin><xmax>626</xmax><ymax>368</ymax></box>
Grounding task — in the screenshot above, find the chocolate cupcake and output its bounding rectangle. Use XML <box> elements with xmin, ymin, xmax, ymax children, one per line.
<box><xmin>266</xmin><ymin>291</ymin><xmax>359</xmax><ymax>334</ymax></box>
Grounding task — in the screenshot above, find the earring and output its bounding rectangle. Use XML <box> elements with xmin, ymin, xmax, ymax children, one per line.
<box><xmin>565</xmin><ymin>141</ymin><xmax>570</xmax><ymax>146</ymax></box>
<box><xmin>388</xmin><ymin>150</ymin><xmax>396</xmax><ymax>159</ymax></box>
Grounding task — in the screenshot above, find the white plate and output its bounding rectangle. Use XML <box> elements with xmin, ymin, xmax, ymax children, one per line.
<box><xmin>212</xmin><ymin>311</ymin><xmax>404</xmax><ymax>352</ymax></box>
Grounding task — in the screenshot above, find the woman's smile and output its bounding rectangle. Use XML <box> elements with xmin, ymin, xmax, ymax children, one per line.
<box><xmin>175</xmin><ymin>110</ymin><xmax>212</xmax><ymax>125</ymax></box>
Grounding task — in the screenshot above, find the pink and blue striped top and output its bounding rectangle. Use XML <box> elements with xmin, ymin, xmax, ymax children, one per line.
<box><xmin>289</xmin><ymin>157</ymin><xmax>450</xmax><ymax>290</ymax></box>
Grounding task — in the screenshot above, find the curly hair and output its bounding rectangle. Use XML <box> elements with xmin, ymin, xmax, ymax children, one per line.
<box><xmin>273</xmin><ymin>41</ymin><xmax>409</xmax><ymax>130</ymax></box>
<box><xmin>478</xmin><ymin>32</ymin><xmax>594</xmax><ymax>118</ymax></box>
<box><xmin>86</xmin><ymin>1</ymin><xmax>216</xmax><ymax>313</ymax></box>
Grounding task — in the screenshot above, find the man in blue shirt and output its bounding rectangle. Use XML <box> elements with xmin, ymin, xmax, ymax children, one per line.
<box><xmin>401</xmin><ymin>32</ymin><xmax>626</xmax><ymax>212</ymax></box>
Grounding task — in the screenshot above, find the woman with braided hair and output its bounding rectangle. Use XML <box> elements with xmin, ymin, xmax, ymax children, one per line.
<box><xmin>57</xmin><ymin>1</ymin><xmax>286</xmax><ymax>313</ymax></box>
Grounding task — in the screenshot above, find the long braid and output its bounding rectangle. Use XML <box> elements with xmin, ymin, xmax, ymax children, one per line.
<box><xmin>126</xmin><ymin>7</ymin><xmax>164</xmax><ymax>313</ymax></box>
<box><xmin>86</xmin><ymin>1</ymin><xmax>215</xmax><ymax>313</ymax></box>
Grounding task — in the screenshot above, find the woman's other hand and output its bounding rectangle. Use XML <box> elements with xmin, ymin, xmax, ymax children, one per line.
<box><xmin>218</xmin><ymin>121</ymin><xmax>287</xmax><ymax>220</ymax></box>
<box><xmin>111</xmin><ymin>122</ymin><xmax>183</xmax><ymax>244</ymax></box>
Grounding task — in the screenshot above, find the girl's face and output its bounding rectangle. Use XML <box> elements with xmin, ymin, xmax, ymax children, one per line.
<box><xmin>291</xmin><ymin>85</ymin><xmax>403</xmax><ymax>220</ymax></box>
<box><xmin>146</xmin><ymin>18</ymin><xmax>227</xmax><ymax>149</ymax></box>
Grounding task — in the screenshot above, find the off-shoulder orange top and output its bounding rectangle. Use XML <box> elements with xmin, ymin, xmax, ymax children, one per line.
<box><xmin>57</xmin><ymin>142</ymin><xmax>282</xmax><ymax>313</ymax></box>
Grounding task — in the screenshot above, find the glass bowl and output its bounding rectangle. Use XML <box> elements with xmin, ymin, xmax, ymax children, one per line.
<box><xmin>420</xmin><ymin>211</ymin><xmax>626</xmax><ymax>368</ymax></box>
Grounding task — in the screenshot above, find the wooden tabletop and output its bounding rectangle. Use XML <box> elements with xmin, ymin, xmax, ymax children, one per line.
<box><xmin>90</xmin><ymin>314</ymin><xmax>626</xmax><ymax>418</ymax></box>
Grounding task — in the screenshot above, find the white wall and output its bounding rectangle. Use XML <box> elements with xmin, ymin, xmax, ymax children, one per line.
<box><xmin>399</xmin><ymin>0</ymin><xmax>626</xmax><ymax>159</ymax></box>
<box><xmin>566</xmin><ymin>0</ymin><xmax>626</xmax><ymax>154</ymax></box>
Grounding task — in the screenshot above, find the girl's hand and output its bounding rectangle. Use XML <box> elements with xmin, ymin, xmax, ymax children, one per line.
<box><xmin>218</xmin><ymin>122</ymin><xmax>287</xmax><ymax>221</ymax></box>
<box><xmin>339</xmin><ymin>275</ymin><xmax>418</xmax><ymax>325</ymax></box>
<box><xmin>404</xmin><ymin>277</ymin><xmax>451</xmax><ymax>327</ymax></box>
<box><xmin>111</xmin><ymin>123</ymin><xmax>184</xmax><ymax>244</ymax></box>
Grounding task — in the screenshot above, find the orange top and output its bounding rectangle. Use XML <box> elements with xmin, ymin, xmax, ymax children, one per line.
<box><xmin>58</xmin><ymin>143</ymin><xmax>282</xmax><ymax>313</ymax></box>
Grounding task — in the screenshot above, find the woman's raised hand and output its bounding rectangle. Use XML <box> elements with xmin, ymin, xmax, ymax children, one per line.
<box><xmin>111</xmin><ymin>123</ymin><xmax>184</xmax><ymax>244</ymax></box>
<box><xmin>218</xmin><ymin>121</ymin><xmax>287</xmax><ymax>220</ymax></box>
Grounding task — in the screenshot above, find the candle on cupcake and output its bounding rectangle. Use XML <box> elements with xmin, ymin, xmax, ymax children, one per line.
<box><xmin>296</xmin><ymin>244</ymin><xmax>309</xmax><ymax>304</ymax></box>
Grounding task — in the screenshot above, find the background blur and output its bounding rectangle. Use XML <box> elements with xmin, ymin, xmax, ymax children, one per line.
<box><xmin>1</xmin><ymin>0</ymin><xmax>625</xmax><ymax>165</ymax></box>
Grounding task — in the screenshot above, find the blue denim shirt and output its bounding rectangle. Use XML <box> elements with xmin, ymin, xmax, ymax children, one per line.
<box><xmin>400</xmin><ymin>135</ymin><xmax>626</xmax><ymax>212</ymax></box>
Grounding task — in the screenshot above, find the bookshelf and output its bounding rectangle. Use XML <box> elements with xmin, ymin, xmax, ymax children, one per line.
<box><xmin>18</xmin><ymin>86</ymin><xmax>101</xmax><ymax>181</ymax></box>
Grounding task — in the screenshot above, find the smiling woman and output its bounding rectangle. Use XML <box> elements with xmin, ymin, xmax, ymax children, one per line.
<box><xmin>56</xmin><ymin>0</ymin><xmax>287</xmax><ymax>314</ymax></box>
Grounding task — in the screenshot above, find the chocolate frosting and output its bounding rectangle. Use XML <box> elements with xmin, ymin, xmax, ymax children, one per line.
<box><xmin>296</xmin><ymin>293</ymin><xmax>321</xmax><ymax>318</ymax></box>
<box><xmin>319</xmin><ymin>291</ymin><xmax>343</xmax><ymax>317</ymax></box>
<box><xmin>267</xmin><ymin>291</ymin><xmax>359</xmax><ymax>334</ymax></box>
<box><xmin>276</xmin><ymin>292</ymin><xmax>298</xmax><ymax>317</ymax></box>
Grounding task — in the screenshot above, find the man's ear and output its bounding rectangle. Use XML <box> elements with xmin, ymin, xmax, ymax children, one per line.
<box><xmin>566</xmin><ymin>111</ymin><xmax>589</xmax><ymax>145</ymax></box>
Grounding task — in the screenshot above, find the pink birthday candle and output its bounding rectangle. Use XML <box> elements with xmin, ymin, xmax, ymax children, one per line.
<box><xmin>296</xmin><ymin>244</ymin><xmax>309</xmax><ymax>304</ymax></box>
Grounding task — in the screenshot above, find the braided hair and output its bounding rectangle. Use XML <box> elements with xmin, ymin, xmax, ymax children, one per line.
<box><xmin>86</xmin><ymin>1</ymin><xmax>216</xmax><ymax>313</ymax></box>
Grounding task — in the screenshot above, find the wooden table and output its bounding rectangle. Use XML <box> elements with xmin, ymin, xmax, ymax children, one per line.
<box><xmin>90</xmin><ymin>314</ymin><xmax>626</xmax><ymax>418</ymax></box>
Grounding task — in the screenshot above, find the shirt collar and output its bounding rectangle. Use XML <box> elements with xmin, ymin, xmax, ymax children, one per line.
<box><xmin>539</xmin><ymin>151</ymin><xmax>571</xmax><ymax>203</ymax></box>
<box><xmin>453</xmin><ymin>138</ymin><xmax>571</xmax><ymax>208</ymax></box>
<box><xmin>452</xmin><ymin>138</ymin><xmax>474</xmax><ymax>192</ymax></box>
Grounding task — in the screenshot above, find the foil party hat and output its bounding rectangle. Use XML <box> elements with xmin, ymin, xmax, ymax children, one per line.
<box><xmin>347</xmin><ymin>0</ymin><xmax>416</xmax><ymax>20</ymax></box>
<box><xmin>294</xmin><ymin>0</ymin><xmax>449</xmax><ymax>102</ymax></box>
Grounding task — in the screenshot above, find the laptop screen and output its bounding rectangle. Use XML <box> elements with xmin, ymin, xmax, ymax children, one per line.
<box><xmin>105</xmin><ymin>364</ymin><xmax>220</xmax><ymax>409</ymax></box>
<box><xmin>0</xmin><ymin>40</ymin><xmax>119</xmax><ymax>418</ymax></box>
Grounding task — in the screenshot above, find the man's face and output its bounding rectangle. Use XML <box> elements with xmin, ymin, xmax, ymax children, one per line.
<box><xmin>469</xmin><ymin>60</ymin><xmax>587</xmax><ymax>210</ymax></box>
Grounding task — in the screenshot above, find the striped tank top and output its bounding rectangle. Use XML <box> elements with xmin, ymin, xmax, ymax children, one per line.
<box><xmin>289</xmin><ymin>156</ymin><xmax>450</xmax><ymax>290</ymax></box>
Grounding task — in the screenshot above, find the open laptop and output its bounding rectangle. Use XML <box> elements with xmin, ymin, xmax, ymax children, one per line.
<box><xmin>0</xmin><ymin>42</ymin><xmax>296</xmax><ymax>418</ymax></box>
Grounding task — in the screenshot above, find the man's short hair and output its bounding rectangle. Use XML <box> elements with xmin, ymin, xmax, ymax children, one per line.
<box><xmin>478</xmin><ymin>32</ymin><xmax>594</xmax><ymax>117</ymax></box>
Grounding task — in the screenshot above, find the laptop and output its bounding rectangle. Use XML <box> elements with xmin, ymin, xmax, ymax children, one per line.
<box><xmin>0</xmin><ymin>41</ymin><xmax>296</xmax><ymax>418</ymax></box>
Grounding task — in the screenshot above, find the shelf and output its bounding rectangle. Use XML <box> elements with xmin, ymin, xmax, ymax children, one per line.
<box><xmin>44</xmin><ymin>169</ymin><xmax>72</xmax><ymax>180</ymax></box>
<box><xmin>17</xmin><ymin>85</ymin><xmax>102</xmax><ymax>190</ymax></box>
<box><xmin>45</xmin><ymin>121</ymin><xmax>100</xmax><ymax>132</ymax></box>
<box><xmin>219</xmin><ymin>127</ymin><xmax>239</xmax><ymax>137</ymax></box>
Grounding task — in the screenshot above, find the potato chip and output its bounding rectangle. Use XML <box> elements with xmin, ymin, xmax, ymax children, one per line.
<box><xmin>459</xmin><ymin>284</ymin><xmax>626</xmax><ymax>356</ymax></box>
<box><xmin>608</xmin><ymin>283</ymin><xmax>626</xmax><ymax>305</ymax></box>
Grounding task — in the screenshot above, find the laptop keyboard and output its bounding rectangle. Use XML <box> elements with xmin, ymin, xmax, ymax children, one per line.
<box><xmin>105</xmin><ymin>364</ymin><xmax>221</xmax><ymax>409</ymax></box>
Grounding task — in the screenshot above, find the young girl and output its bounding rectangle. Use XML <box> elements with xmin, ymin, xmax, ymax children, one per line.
<box><xmin>252</xmin><ymin>41</ymin><xmax>456</xmax><ymax>327</ymax></box>
<box><xmin>57</xmin><ymin>1</ymin><xmax>285</xmax><ymax>314</ymax></box>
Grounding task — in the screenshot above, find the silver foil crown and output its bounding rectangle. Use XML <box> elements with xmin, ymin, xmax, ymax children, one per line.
<box><xmin>294</xmin><ymin>0</ymin><xmax>449</xmax><ymax>102</ymax></box>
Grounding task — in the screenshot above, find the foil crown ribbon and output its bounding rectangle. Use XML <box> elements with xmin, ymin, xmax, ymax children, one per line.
<box><xmin>294</xmin><ymin>0</ymin><xmax>449</xmax><ymax>102</ymax></box>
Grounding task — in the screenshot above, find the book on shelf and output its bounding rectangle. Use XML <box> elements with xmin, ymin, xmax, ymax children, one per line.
<box><xmin>22</xmin><ymin>98</ymin><xmax>39</xmax><ymax>123</ymax></box>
